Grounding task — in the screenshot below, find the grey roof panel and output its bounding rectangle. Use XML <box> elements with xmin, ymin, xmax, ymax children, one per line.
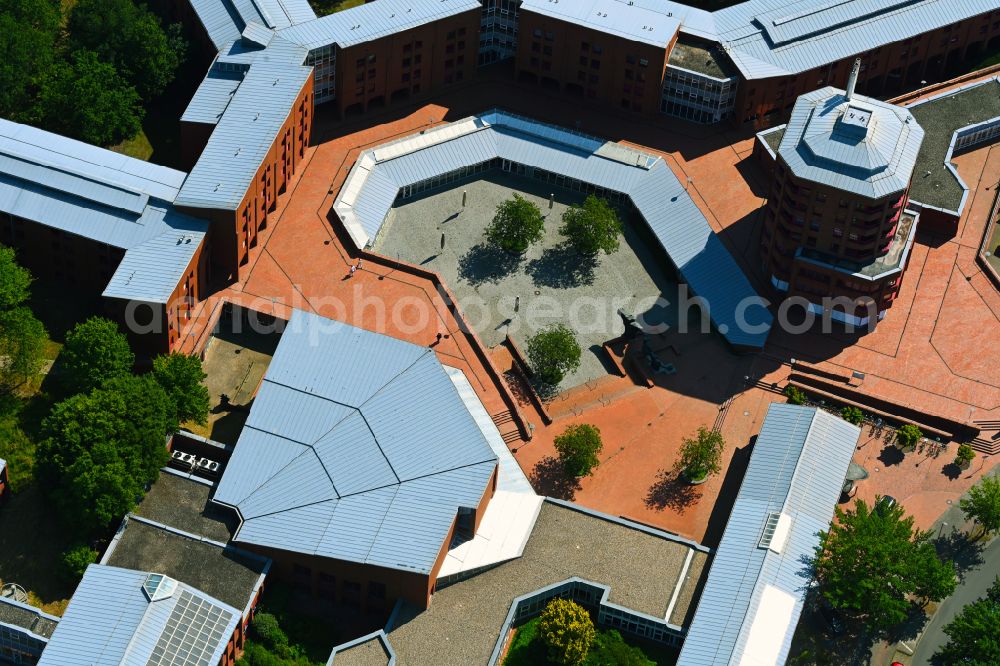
<box><xmin>276</xmin><ymin>0</ymin><xmax>480</xmax><ymax>51</ymax></box>
<box><xmin>520</xmin><ymin>0</ymin><xmax>680</xmax><ymax>48</ymax></box>
<box><xmin>219</xmin><ymin>310</ymin><xmax>498</xmax><ymax>573</ymax></box>
<box><xmin>676</xmin><ymin>404</ymin><xmax>860</xmax><ymax>666</ymax></box>
<box><xmin>102</xmin><ymin>217</ymin><xmax>207</xmax><ymax>304</ymax></box>
<box><xmin>180</xmin><ymin>67</ymin><xmax>244</xmax><ymax>125</ymax></box>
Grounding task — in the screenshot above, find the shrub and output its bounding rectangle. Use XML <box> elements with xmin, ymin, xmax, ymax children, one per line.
<box><xmin>485</xmin><ymin>193</ymin><xmax>545</xmax><ymax>253</ymax></box>
<box><xmin>783</xmin><ymin>385</ymin><xmax>807</xmax><ymax>405</ymax></box>
<box><xmin>60</xmin><ymin>544</ymin><xmax>98</xmax><ymax>583</ymax></box>
<box><xmin>554</xmin><ymin>424</ymin><xmax>603</xmax><ymax>478</ymax></box>
<box><xmin>588</xmin><ymin>629</ymin><xmax>655</xmax><ymax>666</ymax></box>
<box><xmin>559</xmin><ymin>195</ymin><xmax>622</xmax><ymax>255</ymax></box>
<box><xmin>955</xmin><ymin>444</ymin><xmax>976</xmax><ymax>468</ymax></box>
<box><xmin>526</xmin><ymin>324</ymin><xmax>581</xmax><ymax>386</ymax></box>
<box><xmin>538</xmin><ymin>598</ymin><xmax>595</xmax><ymax>666</ymax></box>
<box><xmin>895</xmin><ymin>424</ymin><xmax>922</xmax><ymax>450</ymax></box>
<box><xmin>251</xmin><ymin>613</ymin><xmax>289</xmax><ymax>654</ymax></box>
<box><xmin>675</xmin><ymin>427</ymin><xmax>725</xmax><ymax>482</ymax></box>
<box><xmin>840</xmin><ymin>406</ymin><xmax>864</xmax><ymax>426</ymax></box>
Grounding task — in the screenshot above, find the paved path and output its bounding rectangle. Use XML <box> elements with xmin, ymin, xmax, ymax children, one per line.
<box><xmin>911</xmin><ymin>535</ymin><xmax>1000</xmax><ymax>664</ymax></box>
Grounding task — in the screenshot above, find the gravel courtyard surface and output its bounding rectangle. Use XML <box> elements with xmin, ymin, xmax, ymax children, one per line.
<box><xmin>373</xmin><ymin>173</ymin><xmax>679</xmax><ymax>390</ymax></box>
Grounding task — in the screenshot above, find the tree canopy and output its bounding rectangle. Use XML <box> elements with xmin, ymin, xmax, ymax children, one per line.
<box><xmin>60</xmin><ymin>316</ymin><xmax>135</xmax><ymax>394</ymax></box>
<box><xmin>895</xmin><ymin>424</ymin><xmax>922</xmax><ymax>449</ymax></box>
<box><xmin>0</xmin><ymin>246</ymin><xmax>46</xmax><ymax>390</ymax></box>
<box><xmin>675</xmin><ymin>427</ymin><xmax>725</xmax><ymax>482</ymax></box>
<box><xmin>554</xmin><ymin>424</ymin><xmax>603</xmax><ymax>478</ymax></box>
<box><xmin>36</xmin><ymin>50</ymin><xmax>144</xmax><ymax>146</ymax></box>
<box><xmin>813</xmin><ymin>497</ymin><xmax>956</xmax><ymax>632</ymax></box>
<box><xmin>37</xmin><ymin>374</ymin><xmax>175</xmax><ymax>534</ymax></box>
<box><xmin>0</xmin><ymin>0</ymin><xmax>60</xmax><ymax>122</ymax></box>
<box><xmin>68</xmin><ymin>0</ymin><xmax>186</xmax><ymax>99</ymax></box>
<box><xmin>934</xmin><ymin>576</ymin><xmax>1000</xmax><ymax>666</ymax></box>
<box><xmin>560</xmin><ymin>195</ymin><xmax>622</xmax><ymax>255</ymax></box>
<box><xmin>0</xmin><ymin>245</ymin><xmax>33</xmax><ymax>311</ymax></box>
<box><xmin>960</xmin><ymin>474</ymin><xmax>1000</xmax><ymax>539</ymax></box>
<box><xmin>538</xmin><ymin>598</ymin><xmax>596</xmax><ymax>666</ymax></box>
<box><xmin>485</xmin><ymin>194</ymin><xmax>545</xmax><ymax>253</ymax></box>
<box><xmin>526</xmin><ymin>324</ymin><xmax>581</xmax><ymax>386</ymax></box>
<box><xmin>152</xmin><ymin>353</ymin><xmax>210</xmax><ymax>425</ymax></box>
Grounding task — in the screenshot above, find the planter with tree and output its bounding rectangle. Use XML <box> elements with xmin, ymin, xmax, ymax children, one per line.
<box><xmin>675</xmin><ymin>427</ymin><xmax>725</xmax><ymax>485</ymax></box>
<box><xmin>839</xmin><ymin>406</ymin><xmax>864</xmax><ymax>426</ymax></box>
<box><xmin>526</xmin><ymin>324</ymin><xmax>582</xmax><ymax>388</ymax></box>
<box><xmin>559</xmin><ymin>195</ymin><xmax>622</xmax><ymax>256</ymax></box>
<box><xmin>783</xmin><ymin>385</ymin><xmax>807</xmax><ymax>405</ymax></box>
<box><xmin>953</xmin><ymin>444</ymin><xmax>976</xmax><ymax>470</ymax></box>
<box><xmin>554</xmin><ymin>424</ymin><xmax>603</xmax><ymax>479</ymax></box>
<box><xmin>895</xmin><ymin>424</ymin><xmax>922</xmax><ymax>453</ymax></box>
<box><xmin>485</xmin><ymin>193</ymin><xmax>545</xmax><ymax>254</ymax></box>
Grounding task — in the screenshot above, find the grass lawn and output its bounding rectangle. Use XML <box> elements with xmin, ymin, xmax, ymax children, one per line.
<box><xmin>309</xmin><ymin>0</ymin><xmax>365</xmax><ymax>16</ymax></box>
<box><xmin>110</xmin><ymin>129</ymin><xmax>154</xmax><ymax>161</ymax></box>
<box><xmin>503</xmin><ymin>616</ymin><xmax>674</xmax><ymax>665</ymax></box>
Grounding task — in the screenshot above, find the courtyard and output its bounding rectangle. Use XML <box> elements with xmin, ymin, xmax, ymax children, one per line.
<box><xmin>373</xmin><ymin>173</ymin><xmax>680</xmax><ymax>390</ymax></box>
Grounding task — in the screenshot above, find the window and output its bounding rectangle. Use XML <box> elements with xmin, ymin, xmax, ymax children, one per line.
<box><xmin>638</xmin><ymin>58</ymin><xmax>648</xmax><ymax>67</ymax></box>
<box><xmin>579</xmin><ymin>55</ymin><xmax>587</xmax><ymax>66</ymax></box>
<box><xmin>368</xmin><ymin>582</ymin><xmax>386</xmax><ymax>600</ymax></box>
<box><xmin>580</xmin><ymin>41</ymin><xmax>589</xmax><ymax>51</ymax></box>
<box><xmin>590</xmin><ymin>59</ymin><xmax>600</xmax><ymax>69</ymax></box>
<box><xmin>626</xmin><ymin>54</ymin><xmax>636</xmax><ymax>65</ymax></box>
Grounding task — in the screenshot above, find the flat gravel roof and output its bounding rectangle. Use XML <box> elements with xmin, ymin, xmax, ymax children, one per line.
<box><xmin>0</xmin><ymin>598</ymin><xmax>57</xmax><ymax>638</ymax></box>
<box><xmin>908</xmin><ymin>79</ymin><xmax>1000</xmax><ymax>212</ymax></box>
<box><xmin>387</xmin><ymin>501</ymin><xmax>706</xmax><ymax>665</ymax></box>
<box><xmin>133</xmin><ymin>473</ymin><xmax>236</xmax><ymax>542</ymax></box>
<box><xmin>105</xmin><ymin>520</ymin><xmax>264</xmax><ymax>611</ymax></box>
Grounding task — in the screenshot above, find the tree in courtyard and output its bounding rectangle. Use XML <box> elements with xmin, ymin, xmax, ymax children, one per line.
<box><xmin>840</xmin><ymin>406</ymin><xmax>864</xmax><ymax>426</ymax></box>
<box><xmin>960</xmin><ymin>474</ymin><xmax>1000</xmax><ymax>539</ymax></box>
<box><xmin>813</xmin><ymin>497</ymin><xmax>956</xmax><ymax>632</ymax></box>
<box><xmin>484</xmin><ymin>193</ymin><xmax>545</xmax><ymax>253</ymax></box>
<box><xmin>526</xmin><ymin>324</ymin><xmax>581</xmax><ymax>386</ymax></box>
<box><xmin>954</xmin><ymin>444</ymin><xmax>976</xmax><ymax>469</ymax></box>
<box><xmin>674</xmin><ymin>426</ymin><xmax>725</xmax><ymax>483</ymax></box>
<box><xmin>559</xmin><ymin>195</ymin><xmax>622</xmax><ymax>255</ymax></box>
<box><xmin>554</xmin><ymin>424</ymin><xmax>603</xmax><ymax>478</ymax></box>
<box><xmin>37</xmin><ymin>374</ymin><xmax>175</xmax><ymax>535</ymax></box>
<box><xmin>36</xmin><ymin>50</ymin><xmax>144</xmax><ymax>146</ymax></box>
<box><xmin>0</xmin><ymin>0</ymin><xmax>61</xmax><ymax>122</ymax></box>
<box><xmin>60</xmin><ymin>316</ymin><xmax>134</xmax><ymax>395</ymax></box>
<box><xmin>934</xmin><ymin>576</ymin><xmax>1000</xmax><ymax>666</ymax></box>
<box><xmin>0</xmin><ymin>307</ymin><xmax>47</xmax><ymax>388</ymax></box>
<box><xmin>68</xmin><ymin>0</ymin><xmax>187</xmax><ymax>99</ymax></box>
<box><xmin>60</xmin><ymin>544</ymin><xmax>98</xmax><ymax>583</ymax></box>
<box><xmin>538</xmin><ymin>598</ymin><xmax>595</xmax><ymax>666</ymax></box>
<box><xmin>895</xmin><ymin>424</ymin><xmax>922</xmax><ymax>450</ymax></box>
<box><xmin>152</xmin><ymin>353</ymin><xmax>210</xmax><ymax>425</ymax></box>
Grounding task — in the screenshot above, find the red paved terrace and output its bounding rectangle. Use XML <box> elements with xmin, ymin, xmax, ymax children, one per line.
<box><xmin>164</xmin><ymin>68</ymin><xmax>1000</xmax><ymax>542</ymax></box>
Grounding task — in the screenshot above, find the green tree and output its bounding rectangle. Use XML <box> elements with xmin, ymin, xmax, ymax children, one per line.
<box><xmin>60</xmin><ymin>544</ymin><xmax>98</xmax><ymax>583</ymax></box>
<box><xmin>954</xmin><ymin>444</ymin><xmax>976</xmax><ymax>468</ymax></box>
<box><xmin>783</xmin><ymin>385</ymin><xmax>807</xmax><ymax>405</ymax></box>
<box><xmin>895</xmin><ymin>424</ymin><xmax>922</xmax><ymax>450</ymax></box>
<box><xmin>526</xmin><ymin>324</ymin><xmax>581</xmax><ymax>386</ymax></box>
<box><xmin>0</xmin><ymin>0</ymin><xmax>60</xmax><ymax>121</ymax></box>
<box><xmin>675</xmin><ymin>427</ymin><xmax>725</xmax><ymax>482</ymax></box>
<box><xmin>60</xmin><ymin>316</ymin><xmax>134</xmax><ymax>394</ymax></box>
<box><xmin>840</xmin><ymin>406</ymin><xmax>864</xmax><ymax>426</ymax></box>
<box><xmin>934</xmin><ymin>577</ymin><xmax>1000</xmax><ymax>666</ymax></box>
<box><xmin>538</xmin><ymin>598</ymin><xmax>596</xmax><ymax>666</ymax></box>
<box><xmin>0</xmin><ymin>245</ymin><xmax>32</xmax><ymax>311</ymax></box>
<box><xmin>485</xmin><ymin>193</ymin><xmax>545</xmax><ymax>253</ymax></box>
<box><xmin>152</xmin><ymin>353</ymin><xmax>210</xmax><ymax>425</ymax></box>
<box><xmin>587</xmin><ymin>629</ymin><xmax>654</xmax><ymax>666</ymax></box>
<box><xmin>554</xmin><ymin>424</ymin><xmax>603</xmax><ymax>478</ymax></box>
<box><xmin>36</xmin><ymin>50</ymin><xmax>144</xmax><ymax>146</ymax></box>
<box><xmin>250</xmin><ymin>613</ymin><xmax>290</xmax><ymax>656</ymax></box>
<box><xmin>0</xmin><ymin>307</ymin><xmax>47</xmax><ymax>388</ymax></box>
<box><xmin>813</xmin><ymin>498</ymin><xmax>956</xmax><ymax>632</ymax></box>
<box><xmin>559</xmin><ymin>195</ymin><xmax>622</xmax><ymax>255</ymax></box>
<box><xmin>37</xmin><ymin>374</ymin><xmax>174</xmax><ymax>535</ymax></box>
<box><xmin>960</xmin><ymin>474</ymin><xmax>1000</xmax><ymax>539</ymax></box>
<box><xmin>68</xmin><ymin>0</ymin><xmax>186</xmax><ymax>99</ymax></box>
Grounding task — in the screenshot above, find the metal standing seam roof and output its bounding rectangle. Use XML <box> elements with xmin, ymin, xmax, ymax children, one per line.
<box><xmin>676</xmin><ymin>403</ymin><xmax>861</xmax><ymax>666</ymax></box>
<box><xmin>213</xmin><ymin>309</ymin><xmax>498</xmax><ymax>575</ymax></box>
<box><xmin>187</xmin><ymin>0</ymin><xmax>316</xmax><ymax>51</ymax></box>
<box><xmin>37</xmin><ymin>564</ymin><xmax>240</xmax><ymax>666</ymax></box>
<box><xmin>180</xmin><ymin>66</ymin><xmax>245</xmax><ymax>125</ymax></box>
<box><xmin>519</xmin><ymin>0</ymin><xmax>681</xmax><ymax>48</ymax></box>
<box><xmin>0</xmin><ymin>119</ymin><xmax>209</xmax><ymax>305</ymax></box>
<box><xmin>778</xmin><ymin>86</ymin><xmax>925</xmax><ymax>199</ymax></box>
<box><xmin>275</xmin><ymin>0</ymin><xmax>482</xmax><ymax>51</ymax></box>
<box><xmin>334</xmin><ymin>110</ymin><xmax>773</xmax><ymax>349</ymax></box>
<box><xmin>175</xmin><ymin>47</ymin><xmax>312</xmax><ymax>211</ymax></box>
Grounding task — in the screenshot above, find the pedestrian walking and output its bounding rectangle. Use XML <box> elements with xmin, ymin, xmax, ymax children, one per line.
<box><xmin>349</xmin><ymin>265</ymin><xmax>356</xmax><ymax>278</ymax></box>
<box><xmin>357</xmin><ymin>258</ymin><xmax>364</xmax><ymax>271</ymax></box>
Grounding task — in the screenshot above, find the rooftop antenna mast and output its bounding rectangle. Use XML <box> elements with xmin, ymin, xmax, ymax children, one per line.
<box><xmin>845</xmin><ymin>58</ymin><xmax>861</xmax><ymax>100</ymax></box>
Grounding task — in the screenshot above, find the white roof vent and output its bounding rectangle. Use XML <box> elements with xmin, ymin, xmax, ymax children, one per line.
<box><xmin>758</xmin><ymin>512</ymin><xmax>792</xmax><ymax>553</ymax></box>
<box><xmin>142</xmin><ymin>573</ymin><xmax>178</xmax><ymax>602</ymax></box>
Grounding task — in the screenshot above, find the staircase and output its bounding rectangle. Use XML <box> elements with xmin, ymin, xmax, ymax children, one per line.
<box><xmin>491</xmin><ymin>410</ymin><xmax>522</xmax><ymax>445</ymax></box>
<box><xmin>971</xmin><ymin>420</ymin><xmax>1000</xmax><ymax>456</ymax></box>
